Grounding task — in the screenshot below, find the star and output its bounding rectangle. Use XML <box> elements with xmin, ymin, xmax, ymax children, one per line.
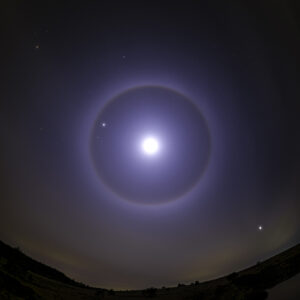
<box><xmin>101</xmin><ymin>122</ymin><xmax>106</xmax><ymax>127</ymax></box>
<box><xmin>258</xmin><ymin>225</ymin><xmax>263</xmax><ymax>231</ymax></box>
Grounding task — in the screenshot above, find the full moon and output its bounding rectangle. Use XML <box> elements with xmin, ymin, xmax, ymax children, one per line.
<box><xmin>141</xmin><ymin>137</ymin><xmax>159</xmax><ymax>155</ymax></box>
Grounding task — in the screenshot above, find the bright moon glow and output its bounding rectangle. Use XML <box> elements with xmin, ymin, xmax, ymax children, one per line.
<box><xmin>141</xmin><ymin>137</ymin><xmax>159</xmax><ymax>155</ymax></box>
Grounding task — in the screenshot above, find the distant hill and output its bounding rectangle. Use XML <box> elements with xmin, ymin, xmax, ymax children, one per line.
<box><xmin>0</xmin><ymin>240</ymin><xmax>299</xmax><ymax>299</ymax></box>
<box><xmin>0</xmin><ymin>240</ymin><xmax>87</xmax><ymax>288</ymax></box>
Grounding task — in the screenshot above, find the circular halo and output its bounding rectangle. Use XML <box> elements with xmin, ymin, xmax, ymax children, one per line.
<box><xmin>90</xmin><ymin>85</ymin><xmax>211</xmax><ymax>205</ymax></box>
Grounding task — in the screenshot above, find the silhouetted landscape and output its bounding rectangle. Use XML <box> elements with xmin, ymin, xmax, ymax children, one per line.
<box><xmin>0</xmin><ymin>240</ymin><xmax>299</xmax><ymax>299</ymax></box>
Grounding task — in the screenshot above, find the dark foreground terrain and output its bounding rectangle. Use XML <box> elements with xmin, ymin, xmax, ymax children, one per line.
<box><xmin>0</xmin><ymin>240</ymin><xmax>299</xmax><ymax>299</ymax></box>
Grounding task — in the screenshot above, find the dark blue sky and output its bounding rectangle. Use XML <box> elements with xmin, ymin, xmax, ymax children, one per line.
<box><xmin>1</xmin><ymin>1</ymin><xmax>300</xmax><ymax>289</ymax></box>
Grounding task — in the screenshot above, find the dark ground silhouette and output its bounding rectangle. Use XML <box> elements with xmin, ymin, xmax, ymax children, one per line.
<box><xmin>0</xmin><ymin>240</ymin><xmax>299</xmax><ymax>299</ymax></box>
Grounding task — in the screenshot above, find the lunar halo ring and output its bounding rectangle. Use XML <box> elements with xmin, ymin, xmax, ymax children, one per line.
<box><xmin>89</xmin><ymin>85</ymin><xmax>212</xmax><ymax>206</ymax></box>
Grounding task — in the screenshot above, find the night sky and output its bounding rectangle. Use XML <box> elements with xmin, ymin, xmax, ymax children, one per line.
<box><xmin>1</xmin><ymin>1</ymin><xmax>300</xmax><ymax>290</ymax></box>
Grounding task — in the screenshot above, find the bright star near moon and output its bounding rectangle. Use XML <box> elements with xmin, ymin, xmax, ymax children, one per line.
<box><xmin>141</xmin><ymin>137</ymin><xmax>159</xmax><ymax>155</ymax></box>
